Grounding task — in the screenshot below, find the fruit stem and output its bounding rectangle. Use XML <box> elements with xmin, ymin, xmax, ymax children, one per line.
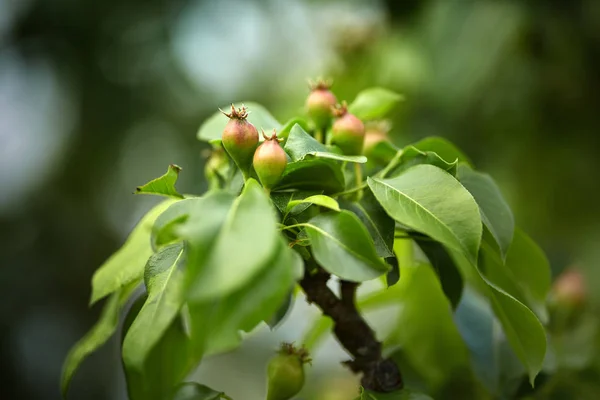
<box><xmin>354</xmin><ymin>163</ymin><xmax>363</xmax><ymax>201</ymax></box>
<box><xmin>314</xmin><ymin>128</ymin><xmax>323</xmax><ymax>144</ymax></box>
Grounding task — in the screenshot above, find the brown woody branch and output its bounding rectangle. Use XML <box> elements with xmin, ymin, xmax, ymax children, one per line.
<box><xmin>299</xmin><ymin>267</ymin><xmax>403</xmax><ymax>392</ymax></box>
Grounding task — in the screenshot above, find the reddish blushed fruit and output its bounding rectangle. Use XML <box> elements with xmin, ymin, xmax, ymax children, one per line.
<box><xmin>306</xmin><ymin>80</ymin><xmax>337</xmax><ymax>129</ymax></box>
<box><xmin>552</xmin><ymin>268</ymin><xmax>587</xmax><ymax>308</ymax></box>
<box><xmin>266</xmin><ymin>343</ymin><xmax>310</xmax><ymax>400</ymax></box>
<box><xmin>331</xmin><ymin>103</ymin><xmax>365</xmax><ymax>155</ymax></box>
<box><xmin>253</xmin><ymin>130</ymin><xmax>287</xmax><ymax>190</ymax></box>
<box><xmin>221</xmin><ymin>104</ymin><xmax>259</xmax><ymax>177</ymax></box>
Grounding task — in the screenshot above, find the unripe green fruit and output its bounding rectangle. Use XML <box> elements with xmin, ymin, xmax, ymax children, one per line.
<box><xmin>221</xmin><ymin>104</ymin><xmax>259</xmax><ymax>177</ymax></box>
<box><xmin>266</xmin><ymin>344</ymin><xmax>309</xmax><ymax>400</ymax></box>
<box><xmin>253</xmin><ymin>131</ymin><xmax>287</xmax><ymax>190</ymax></box>
<box><xmin>331</xmin><ymin>104</ymin><xmax>365</xmax><ymax>155</ymax></box>
<box><xmin>306</xmin><ymin>83</ymin><xmax>337</xmax><ymax>129</ymax></box>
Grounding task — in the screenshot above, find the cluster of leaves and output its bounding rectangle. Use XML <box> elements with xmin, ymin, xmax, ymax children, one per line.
<box><xmin>61</xmin><ymin>86</ymin><xmax>550</xmax><ymax>400</ymax></box>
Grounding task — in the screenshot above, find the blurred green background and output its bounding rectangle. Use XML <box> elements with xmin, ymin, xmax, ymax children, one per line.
<box><xmin>2</xmin><ymin>0</ymin><xmax>600</xmax><ymax>399</ymax></box>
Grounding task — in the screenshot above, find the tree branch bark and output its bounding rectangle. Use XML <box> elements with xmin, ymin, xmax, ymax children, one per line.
<box><xmin>299</xmin><ymin>267</ymin><xmax>403</xmax><ymax>392</ymax></box>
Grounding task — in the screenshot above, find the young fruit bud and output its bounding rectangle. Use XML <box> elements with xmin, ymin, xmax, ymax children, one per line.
<box><xmin>306</xmin><ymin>79</ymin><xmax>337</xmax><ymax>129</ymax></box>
<box><xmin>221</xmin><ymin>104</ymin><xmax>259</xmax><ymax>178</ymax></box>
<box><xmin>331</xmin><ymin>102</ymin><xmax>365</xmax><ymax>155</ymax></box>
<box><xmin>253</xmin><ymin>130</ymin><xmax>287</xmax><ymax>190</ymax></box>
<box><xmin>266</xmin><ymin>343</ymin><xmax>310</xmax><ymax>400</ymax></box>
<box><xmin>552</xmin><ymin>268</ymin><xmax>587</xmax><ymax>309</ymax></box>
<box><xmin>363</xmin><ymin>121</ymin><xmax>392</xmax><ymax>158</ymax></box>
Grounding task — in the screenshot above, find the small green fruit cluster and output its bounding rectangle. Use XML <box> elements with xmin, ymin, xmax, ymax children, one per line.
<box><xmin>221</xmin><ymin>105</ymin><xmax>287</xmax><ymax>189</ymax></box>
<box><xmin>331</xmin><ymin>102</ymin><xmax>365</xmax><ymax>155</ymax></box>
<box><xmin>266</xmin><ymin>343</ymin><xmax>311</xmax><ymax>400</ymax></box>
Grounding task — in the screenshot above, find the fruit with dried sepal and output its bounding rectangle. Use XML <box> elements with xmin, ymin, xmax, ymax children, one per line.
<box><xmin>306</xmin><ymin>79</ymin><xmax>337</xmax><ymax>129</ymax></box>
<box><xmin>221</xmin><ymin>104</ymin><xmax>259</xmax><ymax>178</ymax></box>
<box><xmin>331</xmin><ymin>102</ymin><xmax>365</xmax><ymax>155</ymax></box>
<box><xmin>253</xmin><ymin>130</ymin><xmax>287</xmax><ymax>190</ymax></box>
<box><xmin>266</xmin><ymin>343</ymin><xmax>311</xmax><ymax>400</ymax></box>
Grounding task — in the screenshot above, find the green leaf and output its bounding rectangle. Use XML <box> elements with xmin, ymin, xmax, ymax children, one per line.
<box><xmin>356</xmin><ymin>387</ymin><xmax>433</xmax><ymax>400</ymax></box>
<box><xmin>279</xmin><ymin>117</ymin><xmax>309</xmax><ymax>140</ymax></box>
<box><xmin>172</xmin><ymin>383</ymin><xmax>227</xmax><ymax>400</ymax></box>
<box><xmin>284</xmin><ymin>124</ymin><xmax>367</xmax><ymax>163</ymax></box>
<box><xmin>61</xmin><ymin>282</ymin><xmax>138</xmax><ymax>398</ymax></box>
<box><xmin>286</xmin><ymin>194</ymin><xmax>340</xmax><ymax>213</ymax></box>
<box><xmin>348</xmin><ymin>87</ymin><xmax>404</xmax><ymax>120</ymax></box>
<box><xmin>504</xmin><ymin>229</ymin><xmax>551</xmax><ymax>306</ymax></box>
<box><xmin>197</xmin><ymin>102</ymin><xmax>281</xmax><ymax>142</ymax></box>
<box><xmin>271</xmin><ymin>190</ymin><xmax>321</xmax><ymax>214</ymax></box>
<box><xmin>479</xmin><ymin>229</ymin><xmax>551</xmax><ymax>322</ymax></box>
<box><xmin>340</xmin><ymin>189</ymin><xmax>395</xmax><ymax>258</ymax></box>
<box><xmin>384</xmin><ymin>241</ymin><xmax>471</xmax><ymax>392</ymax></box>
<box><xmin>124</xmin><ymin>313</ymin><xmax>196</xmax><ymax>400</ymax></box>
<box><xmin>151</xmin><ymin>193</ymin><xmax>235</xmax><ymax>250</ymax></box>
<box><xmin>304</xmin><ymin>210</ymin><xmax>389</xmax><ymax>281</ymax></box>
<box><xmin>135</xmin><ymin>164</ymin><xmax>184</xmax><ymax>199</ymax></box>
<box><xmin>183</xmin><ymin>179</ymin><xmax>280</xmax><ymax>302</ymax></box>
<box><xmin>411</xmin><ymin>137</ymin><xmax>473</xmax><ymax>166</ymax></box>
<box><xmin>450</xmin><ymin>250</ymin><xmax>546</xmax><ymax>386</ymax></box>
<box><xmin>275</xmin><ymin>158</ymin><xmax>345</xmax><ymax>193</ymax></box>
<box><xmin>413</xmin><ymin>235</ymin><xmax>463</xmax><ymax>309</ymax></box>
<box><xmin>390</xmin><ymin>146</ymin><xmax>458</xmax><ymax>177</ymax></box>
<box><xmin>122</xmin><ymin>243</ymin><xmax>185</xmax><ymax>373</ymax></box>
<box><xmin>90</xmin><ymin>199</ymin><xmax>179</xmax><ymax>305</ymax></box>
<box><xmin>454</xmin><ymin>287</ymin><xmax>526</xmax><ymax>397</ymax></box>
<box><xmin>368</xmin><ymin>165</ymin><xmax>482</xmax><ymax>264</ymax></box>
<box><xmin>188</xmin><ymin>237</ymin><xmax>301</xmax><ymax>355</ymax></box>
<box><xmin>458</xmin><ymin>164</ymin><xmax>514</xmax><ymax>260</ymax></box>
<box><xmin>266</xmin><ymin>289</ymin><xmax>294</xmax><ymax>329</ymax></box>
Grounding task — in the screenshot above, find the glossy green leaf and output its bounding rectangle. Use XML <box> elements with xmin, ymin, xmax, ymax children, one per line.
<box><xmin>197</xmin><ymin>102</ymin><xmax>281</xmax><ymax>142</ymax></box>
<box><xmin>390</xmin><ymin>146</ymin><xmax>458</xmax><ymax>177</ymax></box>
<box><xmin>184</xmin><ymin>179</ymin><xmax>280</xmax><ymax>301</ymax></box>
<box><xmin>368</xmin><ymin>165</ymin><xmax>482</xmax><ymax>264</ymax></box>
<box><xmin>450</xmin><ymin>250</ymin><xmax>546</xmax><ymax>385</ymax></box>
<box><xmin>348</xmin><ymin>87</ymin><xmax>404</xmax><ymax>120</ymax></box>
<box><xmin>304</xmin><ymin>210</ymin><xmax>389</xmax><ymax>281</ymax></box>
<box><xmin>479</xmin><ymin>229</ymin><xmax>551</xmax><ymax>322</ymax></box>
<box><xmin>368</xmin><ymin>140</ymin><xmax>400</xmax><ymax>164</ymax></box>
<box><xmin>271</xmin><ymin>190</ymin><xmax>321</xmax><ymax>214</ymax></box>
<box><xmin>384</xmin><ymin>242</ymin><xmax>471</xmax><ymax>391</ymax></box>
<box><xmin>172</xmin><ymin>383</ymin><xmax>227</xmax><ymax>400</ymax></box>
<box><xmin>275</xmin><ymin>158</ymin><xmax>345</xmax><ymax>193</ymax></box>
<box><xmin>61</xmin><ymin>282</ymin><xmax>138</xmax><ymax>398</ymax></box>
<box><xmin>151</xmin><ymin>193</ymin><xmax>235</xmax><ymax>250</ymax></box>
<box><xmin>125</xmin><ymin>313</ymin><xmax>196</xmax><ymax>400</ymax></box>
<box><xmin>122</xmin><ymin>243</ymin><xmax>185</xmax><ymax>373</ymax></box>
<box><xmin>458</xmin><ymin>164</ymin><xmax>514</xmax><ymax>260</ymax></box>
<box><xmin>356</xmin><ymin>387</ymin><xmax>433</xmax><ymax>400</ymax></box>
<box><xmin>266</xmin><ymin>289</ymin><xmax>294</xmax><ymax>329</ymax></box>
<box><xmin>413</xmin><ymin>235</ymin><xmax>463</xmax><ymax>308</ymax></box>
<box><xmin>340</xmin><ymin>189</ymin><xmax>395</xmax><ymax>258</ymax></box>
<box><xmin>279</xmin><ymin>117</ymin><xmax>309</xmax><ymax>140</ymax></box>
<box><xmin>135</xmin><ymin>164</ymin><xmax>184</xmax><ymax>199</ymax></box>
<box><xmin>90</xmin><ymin>199</ymin><xmax>179</xmax><ymax>305</ymax></box>
<box><xmin>454</xmin><ymin>287</ymin><xmax>501</xmax><ymax>395</ymax></box>
<box><xmin>188</xmin><ymin>238</ymin><xmax>301</xmax><ymax>355</ymax></box>
<box><xmin>411</xmin><ymin>137</ymin><xmax>473</xmax><ymax>166</ymax></box>
<box><xmin>284</xmin><ymin>124</ymin><xmax>367</xmax><ymax>163</ymax></box>
<box><xmin>286</xmin><ymin>194</ymin><xmax>340</xmax><ymax>213</ymax></box>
